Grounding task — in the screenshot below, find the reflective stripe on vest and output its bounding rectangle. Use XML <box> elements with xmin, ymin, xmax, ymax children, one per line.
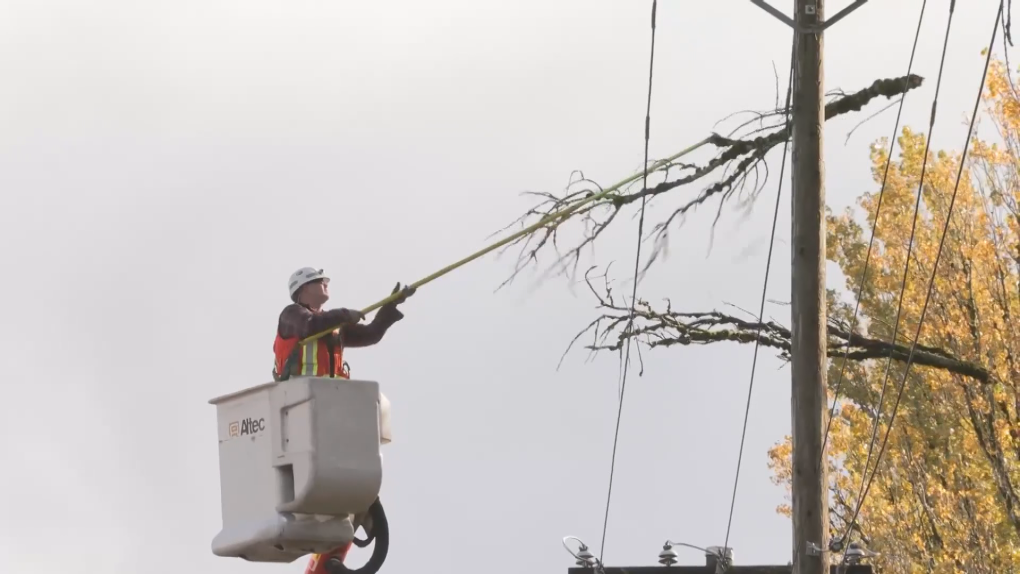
<box><xmin>274</xmin><ymin>327</ymin><xmax>347</xmax><ymax>380</ymax></box>
<box><xmin>301</xmin><ymin>340</ymin><xmax>318</xmax><ymax>376</ymax></box>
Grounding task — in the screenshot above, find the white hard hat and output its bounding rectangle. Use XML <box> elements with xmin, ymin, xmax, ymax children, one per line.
<box><xmin>288</xmin><ymin>267</ymin><xmax>330</xmax><ymax>300</ymax></box>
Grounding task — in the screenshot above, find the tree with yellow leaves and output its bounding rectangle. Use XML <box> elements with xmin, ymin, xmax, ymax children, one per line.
<box><xmin>788</xmin><ymin>55</ymin><xmax>1020</xmax><ymax>572</ymax></box>
<box><xmin>511</xmin><ymin>56</ymin><xmax>1020</xmax><ymax>571</ymax></box>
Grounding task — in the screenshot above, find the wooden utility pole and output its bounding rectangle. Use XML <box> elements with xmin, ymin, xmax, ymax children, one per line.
<box><xmin>747</xmin><ymin>1</ymin><xmax>873</xmax><ymax>571</ymax></box>
<box><xmin>789</xmin><ymin>0</ymin><xmax>828</xmax><ymax>573</ymax></box>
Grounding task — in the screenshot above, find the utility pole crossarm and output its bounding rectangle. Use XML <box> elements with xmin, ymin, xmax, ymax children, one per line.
<box><xmin>749</xmin><ymin>0</ymin><xmax>869</xmax><ymax>32</ymax></box>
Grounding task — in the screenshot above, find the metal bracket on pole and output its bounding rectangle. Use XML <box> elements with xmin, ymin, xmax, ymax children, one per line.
<box><xmin>749</xmin><ymin>0</ymin><xmax>869</xmax><ymax>32</ymax></box>
<box><xmin>805</xmin><ymin>541</ymin><xmax>824</xmax><ymax>557</ymax></box>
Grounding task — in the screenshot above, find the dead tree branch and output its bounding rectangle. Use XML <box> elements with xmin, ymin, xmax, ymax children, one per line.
<box><xmin>496</xmin><ymin>74</ymin><xmax>925</xmax><ymax>290</ymax></box>
<box><xmin>564</xmin><ymin>268</ymin><xmax>991</xmax><ymax>385</ymax></box>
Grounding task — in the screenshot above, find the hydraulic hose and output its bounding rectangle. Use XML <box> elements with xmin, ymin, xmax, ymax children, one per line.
<box><xmin>326</xmin><ymin>498</ymin><xmax>389</xmax><ymax>574</ymax></box>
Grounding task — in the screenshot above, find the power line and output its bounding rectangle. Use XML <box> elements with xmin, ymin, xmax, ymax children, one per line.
<box><xmin>598</xmin><ymin>0</ymin><xmax>659</xmax><ymax>561</ymax></box>
<box><xmin>847</xmin><ymin>1</ymin><xmax>964</xmax><ymax>532</ymax></box>
<box><xmin>721</xmin><ymin>36</ymin><xmax>795</xmax><ymax>555</ymax></box>
<box><xmin>837</xmin><ymin>0</ymin><xmax>958</xmax><ymax>543</ymax></box>
<box><xmin>838</xmin><ymin>0</ymin><xmax>1003</xmax><ymax>559</ymax></box>
<box><xmin>819</xmin><ymin>0</ymin><xmax>930</xmax><ymax>468</ymax></box>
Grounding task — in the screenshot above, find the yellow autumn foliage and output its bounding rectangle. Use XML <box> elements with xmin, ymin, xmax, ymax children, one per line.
<box><xmin>768</xmin><ymin>56</ymin><xmax>1020</xmax><ymax>572</ymax></box>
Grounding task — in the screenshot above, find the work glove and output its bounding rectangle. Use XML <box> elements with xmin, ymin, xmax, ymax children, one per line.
<box><xmin>389</xmin><ymin>282</ymin><xmax>416</xmax><ymax>305</ymax></box>
<box><xmin>377</xmin><ymin>282</ymin><xmax>415</xmax><ymax>325</ymax></box>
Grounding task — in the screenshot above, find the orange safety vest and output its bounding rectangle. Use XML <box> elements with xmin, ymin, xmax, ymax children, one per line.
<box><xmin>273</xmin><ymin>328</ymin><xmax>351</xmax><ymax>381</ymax></box>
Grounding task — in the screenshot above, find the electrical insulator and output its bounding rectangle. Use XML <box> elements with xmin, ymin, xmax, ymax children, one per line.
<box><xmin>658</xmin><ymin>544</ymin><xmax>678</xmax><ymax>566</ymax></box>
<box><xmin>575</xmin><ymin>545</ymin><xmax>597</xmax><ymax>568</ymax></box>
<box><xmin>845</xmin><ymin>542</ymin><xmax>865</xmax><ymax>565</ymax></box>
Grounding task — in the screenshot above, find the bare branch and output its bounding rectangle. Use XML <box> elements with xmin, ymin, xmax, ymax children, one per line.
<box><xmin>497</xmin><ymin>74</ymin><xmax>925</xmax><ymax>289</ymax></box>
<box><xmin>568</xmin><ymin>274</ymin><xmax>992</xmax><ymax>385</ymax></box>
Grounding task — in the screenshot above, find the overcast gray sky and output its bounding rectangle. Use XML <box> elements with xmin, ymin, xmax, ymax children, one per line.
<box><xmin>0</xmin><ymin>1</ymin><xmax>1006</xmax><ymax>572</ymax></box>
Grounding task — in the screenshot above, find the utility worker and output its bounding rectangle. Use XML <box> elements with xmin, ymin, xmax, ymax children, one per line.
<box><xmin>272</xmin><ymin>267</ymin><xmax>414</xmax><ymax>574</ymax></box>
<box><xmin>274</xmin><ymin>267</ymin><xmax>415</xmax><ymax>381</ymax></box>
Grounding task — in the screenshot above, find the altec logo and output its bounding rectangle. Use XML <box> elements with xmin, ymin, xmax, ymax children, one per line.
<box><xmin>229</xmin><ymin>417</ymin><xmax>266</xmax><ymax>438</ymax></box>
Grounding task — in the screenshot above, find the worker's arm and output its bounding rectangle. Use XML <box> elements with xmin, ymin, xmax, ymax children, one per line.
<box><xmin>341</xmin><ymin>283</ymin><xmax>416</xmax><ymax>348</ymax></box>
<box><xmin>278</xmin><ymin>304</ymin><xmax>364</xmax><ymax>340</ymax></box>
<box><xmin>341</xmin><ymin>304</ymin><xmax>403</xmax><ymax>348</ymax></box>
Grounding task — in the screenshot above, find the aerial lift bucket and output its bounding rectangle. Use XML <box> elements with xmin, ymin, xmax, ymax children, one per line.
<box><xmin>209</xmin><ymin>377</ymin><xmax>391</xmax><ymax>571</ymax></box>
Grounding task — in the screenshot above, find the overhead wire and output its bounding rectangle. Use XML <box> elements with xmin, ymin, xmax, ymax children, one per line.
<box><xmin>819</xmin><ymin>0</ymin><xmax>931</xmax><ymax>468</ymax></box>
<box><xmin>837</xmin><ymin>0</ymin><xmax>1004</xmax><ymax>560</ymax></box>
<box><xmin>721</xmin><ymin>35</ymin><xmax>795</xmax><ymax>556</ymax></box>
<box><xmin>1000</xmin><ymin>0</ymin><xmax>1018</xmax><ymax>97</ymax></box>
<box><xmin>834</xmin><ymin>0</ymin><xmax>958</xmax><ymax>546</ymax></box>
<box><xmin>598</xmin><ymin>0</ymin><xmax>659</xmax><ymax>562</ymax></box>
